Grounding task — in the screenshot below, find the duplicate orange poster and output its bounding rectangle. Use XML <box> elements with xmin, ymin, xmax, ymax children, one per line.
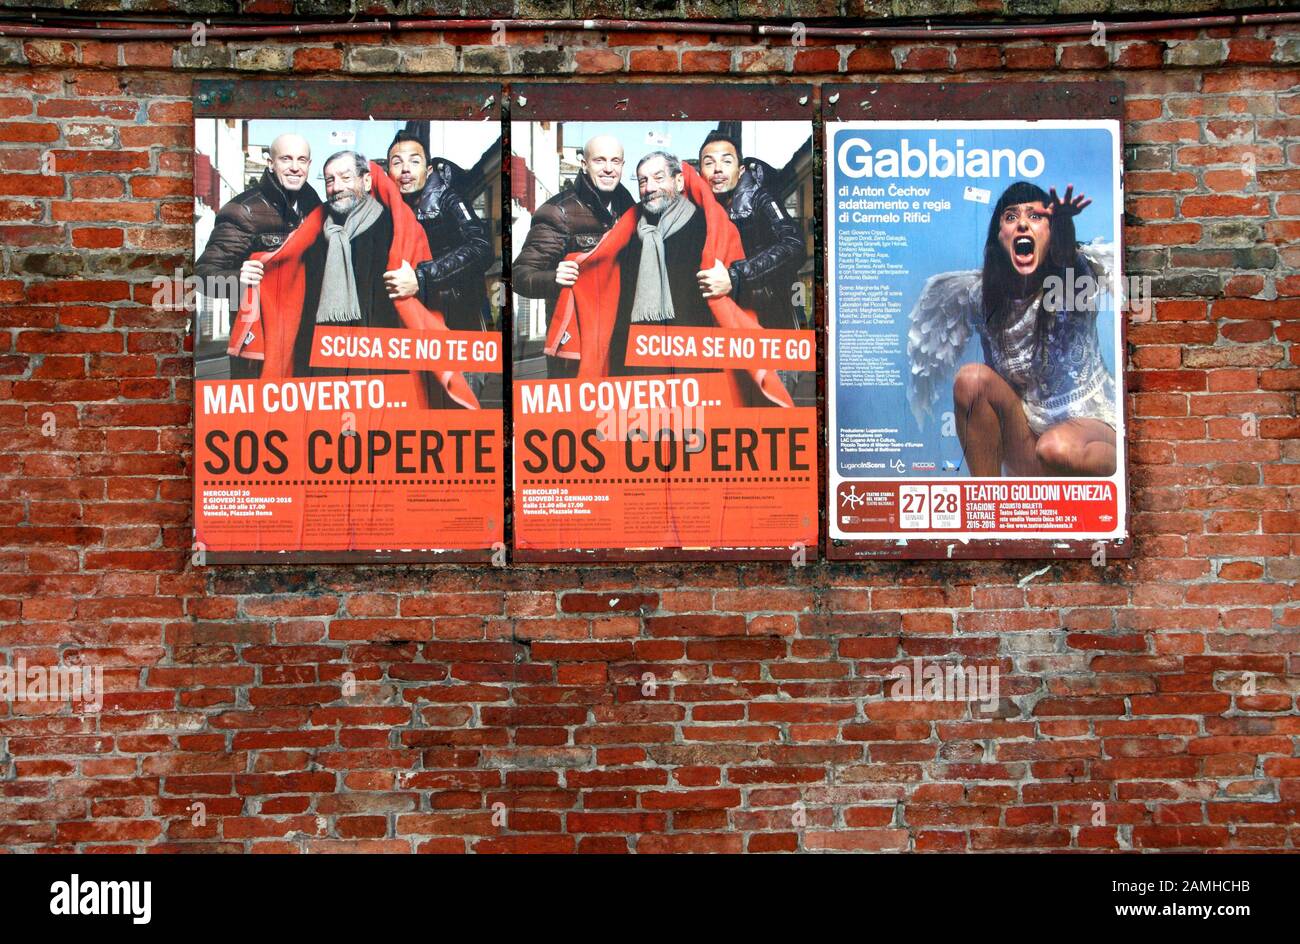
<box><xmin>192</xmin><ymin>115</ymin><xmax>504</xmax><ymax>556</ymax></box>
<box><xmin>514</xmin><ymin>363</ymin><xmax>816</xmax><ymax>552</ymax></box>
<box><xmin>510</xmin><ymin>114</ymin><xmax>818</xmax><ymax>555</ymax></box>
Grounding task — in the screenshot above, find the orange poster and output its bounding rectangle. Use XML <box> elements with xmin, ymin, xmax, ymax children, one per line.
<box><xmin>510</xmin><ymin>109</ymin><xmax>818</xmax><ymax>556</ymax></box>
<box><xmin>192</xmin><ymin>114</ymin><xmax>504</xmax><ymax>558</ymax></box>
<box><xmin>513</xmin><ymin>371</ymin><xmax>816</xmax><ymax>551</ymax></box>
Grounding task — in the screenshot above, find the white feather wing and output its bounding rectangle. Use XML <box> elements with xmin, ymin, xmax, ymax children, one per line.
<box><xmin>906</xmin><ymin>270</ymin><xmax>980</xmax><ymax>430</ymax></box>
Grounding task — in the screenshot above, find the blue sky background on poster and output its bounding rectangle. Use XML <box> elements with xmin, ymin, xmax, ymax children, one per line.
<box><xmin>830</xmin><ymin>123</ymin><xmax>1119</xmax><ymax>479</ymax></box>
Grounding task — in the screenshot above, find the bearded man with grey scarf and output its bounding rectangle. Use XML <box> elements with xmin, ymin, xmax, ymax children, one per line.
<box><xmin>291</xmin><ymin>150</ymin><xmax>405</xmax><ymax>378</ymax></box>
<box><xmin>607</xmin><ymin>151</ymin><xmax>718</xmax><ymax>377</ymax></box>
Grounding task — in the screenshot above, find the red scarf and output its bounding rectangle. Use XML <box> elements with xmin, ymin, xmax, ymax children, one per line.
<box><xmin>544</xmin><ymin>163</ymin><xmax>792</xmax><ymax>408</ymax></box>
<box><xmin>227</xmin><ymin>161</ymin><xmax>478</xmax><ymax>410</ymax></box>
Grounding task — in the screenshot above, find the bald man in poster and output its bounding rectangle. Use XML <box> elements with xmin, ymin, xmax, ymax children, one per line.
<box><xmin>196</xmin><ymin>132</ymin><xmax>322</xmax><ymax>379</ymax></box>
<box><xmin>514</xmin><ymin>133</ymin><xmax>636</xmax><ymax>378</ymax></box>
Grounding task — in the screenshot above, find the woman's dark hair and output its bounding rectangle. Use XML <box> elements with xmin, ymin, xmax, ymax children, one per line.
<box><xmin>981</xmin><ymin>181</ymin><xmax>1077</xmax><ymax>365</ymax></box>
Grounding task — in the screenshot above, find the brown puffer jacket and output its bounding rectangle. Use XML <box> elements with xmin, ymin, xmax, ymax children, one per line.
<box><xmin>194</xmin><ymin>169</ymin><xmax>323</xmax><ymax>307</ymax></box>
<box><xmin>512</xmin><ymin>171</ymin><xmax>636</xmax><ymax>322</ymax></box>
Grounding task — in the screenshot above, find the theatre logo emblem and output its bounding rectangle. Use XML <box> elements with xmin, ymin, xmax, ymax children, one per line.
<box><xmin>49</xmin><ymin>875</ymin><xmax>151</xmax><ymax>925</ymax></box>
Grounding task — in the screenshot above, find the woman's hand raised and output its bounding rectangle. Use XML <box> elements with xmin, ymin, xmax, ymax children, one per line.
<box><xmin>1045</xmin><ymin>185</ymin><xmax>1091</xmax><ymax>218</ymax></box>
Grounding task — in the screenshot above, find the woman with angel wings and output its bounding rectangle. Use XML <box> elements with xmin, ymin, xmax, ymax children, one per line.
<box><xmin>906</xmin><ymin>181</ymin><xmax>1118</xmax><ymax>478</ymax></box>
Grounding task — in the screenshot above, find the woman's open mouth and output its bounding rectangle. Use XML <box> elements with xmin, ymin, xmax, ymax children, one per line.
<box><xmin>1012</xmin><ymin>236</ymin><xmax>1036</xmax><ymax>270</ymax></box>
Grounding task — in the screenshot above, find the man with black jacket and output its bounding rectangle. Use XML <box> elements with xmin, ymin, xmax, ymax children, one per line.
<box><xmin>195</xmin><ymin>132</ymin><xmax>321</xmax><ymax>379</ymax></box>
<box><xmin>696</xmin><ymin>131</ymin><xmax>806</xmax><ymax>332</ymax></box>
<box><xmin>381</xmin><ymin>131</ymin><xmax>493</xmax><ymax>336</ymax></box>
<box><xmin>513</xmin><ymin>134</ymin><xmax>636</xmax><ymax>378</ymax></box>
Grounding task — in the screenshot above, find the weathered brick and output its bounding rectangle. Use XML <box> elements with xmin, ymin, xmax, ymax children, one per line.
<box><xmin>0</xmin><ymin>12</ymin><xmax>1292</xmax><ymax>859</ymax></box>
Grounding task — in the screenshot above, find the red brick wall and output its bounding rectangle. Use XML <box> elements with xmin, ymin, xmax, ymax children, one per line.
<box><xmin>1</xmin><ymin>21</ymin><xmax>1298</xmax><ymax>853</ymax></box>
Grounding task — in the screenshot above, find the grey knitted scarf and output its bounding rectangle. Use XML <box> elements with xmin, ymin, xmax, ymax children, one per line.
<box><xmin>630</xmin><ymin>195</ymin><xmax>696</xmax><ymax>324</ymax></box>
<box><xmin>316</xmin><ymin>194</ymin><xmax>384</xmax><ymax>324</ymax></box>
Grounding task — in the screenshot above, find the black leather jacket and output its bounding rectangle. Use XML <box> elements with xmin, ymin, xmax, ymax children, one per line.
<box><xmin>718</xmin><ymin>158</ymin><xmax>806</xmax><ymax>331</ymax></box>
<box><xmin>406</xmin><ymin>159</ymin><xmax>494</xmax><ymax>333</ymax></box>
<box><xmin>195</xmin><ymin>169</ymin><xmax>322</xmax><ymax>307</ymax></box>
<box><xmin>512</xmin><ymin>170</ymin><xmax>636</xmax><ymax>320</ymax></box>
